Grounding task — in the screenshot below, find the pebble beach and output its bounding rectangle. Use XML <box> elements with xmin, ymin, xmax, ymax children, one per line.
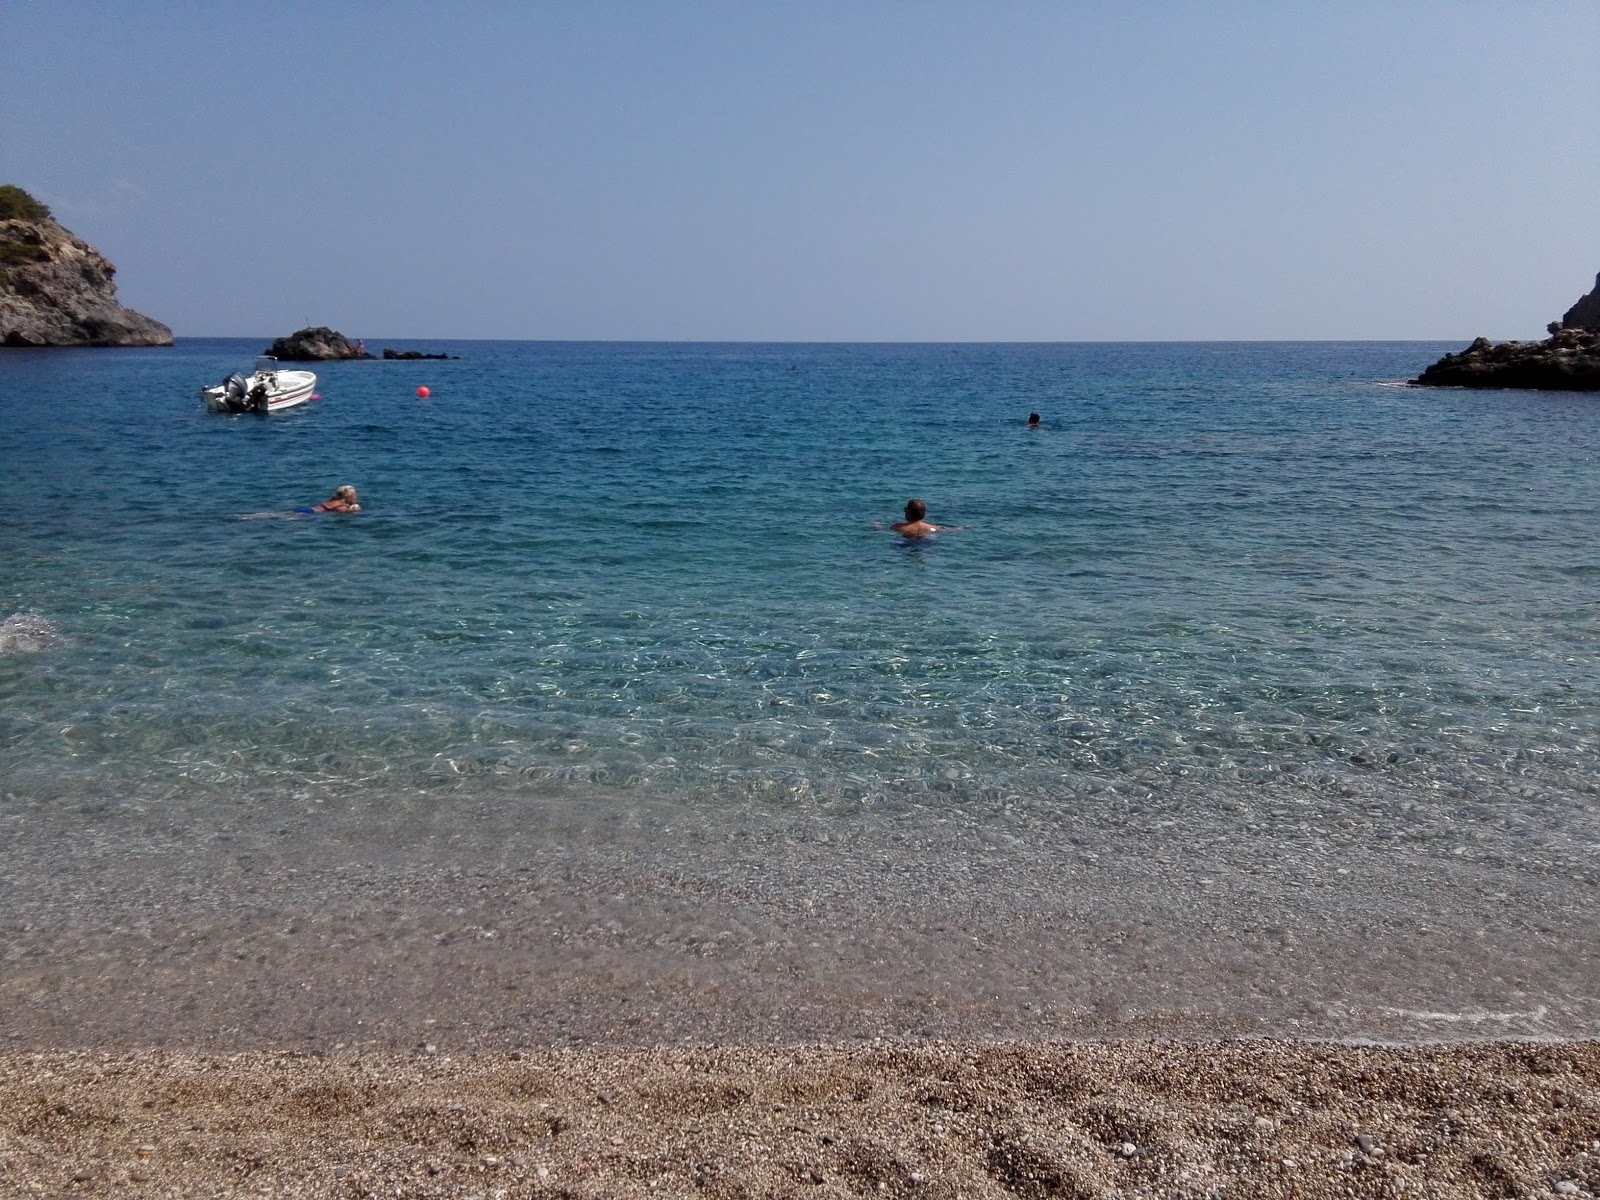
<box><xmin>2</xmin><ymin>789</ymin><xmax>1596</xmax><ymax>1197</ymax></box>
<box><xmin>3</xmin><ymin>1040</ymin><xmax>1597</xmax><ymax>1198</ymax></box>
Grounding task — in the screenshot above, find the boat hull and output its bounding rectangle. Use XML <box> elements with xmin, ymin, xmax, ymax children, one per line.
<box><xmin>201</xmin><ymin>370</ymin><xmax>317</xmax><ymax>414</ymax></box>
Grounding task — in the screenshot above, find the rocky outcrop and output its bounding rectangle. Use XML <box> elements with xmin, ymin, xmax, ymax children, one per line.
<box><xmin>1414</xmin><ymin>329</ymin><xmax>1600</xmax><ymax>390</ymax></box>
<box><xmin>1412</xmin><ymin>273</ymin><xmax>1600</xmax><ymax>390</ymax></box>
<box><xmin>266</xmin><ymin>329</ymin><xmax>461</xmax><ymax>361</ymax></box>
<box><xmin>265</xmin><ymin>327</ymin><xmax>372</xmax><ymax>361</ymax></box>
<box><xmin>1562</xmin><ymin>272</ymin><xmax>1600</xmax><ymax>331</ymax></box>
<box><xmin>1412</xmin><ymin>328</ymin><xmax>1600</xmax><ymax>390</ymax></box>
<box><xmin>0</xmin><ymin>192</ymin><xmax>172</xmax><ymax>348</ymax></box>
<box><xmin>382</xmin><ymin>347</ymin><xmax>459</xmax><ymax>360</ymax></box>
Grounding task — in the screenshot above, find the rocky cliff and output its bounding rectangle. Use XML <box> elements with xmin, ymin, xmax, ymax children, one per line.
<box><xmin>1562</xmin><ymin>272</ymin><xmax>1600</xmax><ymax>331</ymax></box>
<box><xmin>0</xmin><ymin>187</ymin><xmax>172</xmax><ymax>348</ymax></box>
<box><xmin>1412</xmin><ymin>272</ymin><xmax>1600</xmax><ymax>390</ymax></box>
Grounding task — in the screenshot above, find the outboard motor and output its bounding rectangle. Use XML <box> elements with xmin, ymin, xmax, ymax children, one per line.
<box><xmin>221</xmin><ymin>373</ymin><xmax>251</xmax><ymax>413</ymax></box>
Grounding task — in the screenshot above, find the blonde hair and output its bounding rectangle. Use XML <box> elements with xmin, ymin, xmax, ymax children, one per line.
<box><xmin>334</xmin><ymin>486</ymin><xmax>357</xmax><ymax>501</ymax></box>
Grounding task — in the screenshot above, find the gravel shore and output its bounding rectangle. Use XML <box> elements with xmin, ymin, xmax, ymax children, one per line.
<box><xmin>3</xmin><ymin>1039</ymin><xmax>1595</xmax><ymax>1198</ymax></box>
<box><xmin>4</xmin><ymin>788</ymin><xmax>1596</xmax><ymax>1195</ymax></box>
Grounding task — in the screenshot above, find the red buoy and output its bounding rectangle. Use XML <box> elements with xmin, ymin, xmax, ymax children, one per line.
<box><xmin>416</xmin><ymin>386</ymin><xmax>431</xmax><ymax>399</ymax></box>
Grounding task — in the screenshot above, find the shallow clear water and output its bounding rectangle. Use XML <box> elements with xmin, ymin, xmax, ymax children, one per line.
<box><xmin>6</xmin><ymin>340</ymin><xmax>1600</xmax><ymax>817</ymax></box>
<box><xmin>3</xmin><ymin>339</ymin><xmax>1597</xmax><ymax>1044</ymax></box>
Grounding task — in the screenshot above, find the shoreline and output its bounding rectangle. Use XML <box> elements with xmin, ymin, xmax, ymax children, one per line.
<box><xmin>3</xmin><ymin>1038</ymin><xmax>1595</xmax><ymax>1197</ymax></box>
<box><xmin>4</xmin><ymin>786</ymin><xmax>1595</xmax><ymax>1051</ymax></box>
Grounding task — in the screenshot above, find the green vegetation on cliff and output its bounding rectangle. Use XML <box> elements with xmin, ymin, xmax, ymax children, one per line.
<box><xmin>0</xmin><ymin>185</ymin><xmax>51</xmax><ymax>221</ymax></box>
<box><xmin>0</xmin><ymin>186</ymin><xmax>52</xmax><ymax>290</ymax></box>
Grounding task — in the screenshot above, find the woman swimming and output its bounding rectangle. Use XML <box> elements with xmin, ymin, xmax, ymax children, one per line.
<box><xmin>304</xmin><ymin>486</ymin><xmax>360</xmax><ymax>514</ymax></box>
<box><xmin>239</xmin><ymin>486</ymin><xmax>361</xmax><ymax>520</ymax></box>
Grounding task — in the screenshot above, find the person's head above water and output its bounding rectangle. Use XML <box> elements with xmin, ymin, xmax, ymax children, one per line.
<box><xmin>310</xmin><ymin>485</ymin><xmax>360</xmax><ymax>514</ymax></box>
<box><xmin>883</xmin><ymin>496</ymin><xmax>962</xmax><ymax>538</ymax></box>
<box><xmin>1028</xmin><ymin>412</ymin><xmax>1040</xmax><ymax>426</ymax></box>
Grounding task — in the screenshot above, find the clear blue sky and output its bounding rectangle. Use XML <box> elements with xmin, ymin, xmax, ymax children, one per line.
<box><xmin>4</xmin><ymin>2</ymin><xmax>1596</xmax><ymax>341</ymax></box>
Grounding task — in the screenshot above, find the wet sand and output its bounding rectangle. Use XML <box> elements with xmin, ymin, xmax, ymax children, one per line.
<box><xmin>3</xmin><ymin>790</ymin><xmax>1597</xmax><ymax>1194</ymax></box>
<box><xmin>4</xmin><ymin>786</ymin><xmax>1596</xmax><ymax>1049</ymax></box>
<box><xmin>3</xmin><ymin>1040</ymin><xmax>1597</xmax><ymax>1197</ymax></box>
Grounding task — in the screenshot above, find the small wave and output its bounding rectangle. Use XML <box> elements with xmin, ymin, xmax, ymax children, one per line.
<box><xmin>0</xmin><ymin>612</ymin><xmax>58</xmax><ymax>654</ymax></box>
<box><xmin>1372</xmin><ymin>1004</ymin><xmax>1550</xmax><ymax>1025</ymax></box>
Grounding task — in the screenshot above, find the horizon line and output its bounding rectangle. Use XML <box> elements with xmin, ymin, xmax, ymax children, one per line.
<box><xmin>161</xmin><ymin>335</ymin><xmax>1478</xmax><ymax>346</ymax></box>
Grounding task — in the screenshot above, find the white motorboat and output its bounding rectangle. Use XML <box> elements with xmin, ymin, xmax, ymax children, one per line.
<box><xmin>201</xmin><ymin>356</ymin><xmax>317</xmax><ymax>414</ymax></box>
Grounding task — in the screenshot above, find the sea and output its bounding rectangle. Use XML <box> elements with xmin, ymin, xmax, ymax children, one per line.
<box><xmin>1</xmin><ymin>338</ymin><xmax>1596</xmax><ymax>1048</ymax></box>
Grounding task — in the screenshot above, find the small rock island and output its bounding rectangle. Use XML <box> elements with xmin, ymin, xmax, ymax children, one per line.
<box><xmin>266</xmin><ymin>327</ymin><xmax>371</xmax><ymax>361</ymax></box>
<box><xmin>1412</xmin><ymin>273</ymin><xmax>1600</xmax><ymax>390</ymax></box>
<box><xmin>0</xmin><ymin>185</ymin><xmax>172</xmax><ymax>348</ymax></box>
<box><xmin>266</xmin><ymin>326</ymin><xmax>459</xmax><ymax>361</ymax></box>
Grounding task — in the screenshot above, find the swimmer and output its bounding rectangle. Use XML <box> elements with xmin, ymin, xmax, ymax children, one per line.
<box><xmin>238</xmin><ymin>485</ymin><xmax>361</xmax><ymax>520</ymax></box>
<box><xmin>878</xmin><ymin>498</ymin><xmax>962</xmax><ymax>539</ymax></box>
<box><xmin>1028</xmin><ymin>412</ymin><xmax>1041</xmax><ymax>428</ymax></box>
<box><xmin>305</xmin><ymin>485</ymin><xmax>360</xmax><ymax>514</ymax></box>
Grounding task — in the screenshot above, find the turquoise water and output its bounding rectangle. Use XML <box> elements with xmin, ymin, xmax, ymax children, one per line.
<box><xmin>6</xmin><ymin>339</ymin><xmax>1599</xmax><ymax>815</ymax></box>
<box><xmin>3</xmin><ymin>339</ymin><xmax>1598</xmax><ymax>1044</ymax></box>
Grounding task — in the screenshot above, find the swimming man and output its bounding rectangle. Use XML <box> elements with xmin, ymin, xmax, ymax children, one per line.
<box><xmin>885</xmin><ymin>498</ymin><xmax>959</xmax><ymax>539</ymax></box>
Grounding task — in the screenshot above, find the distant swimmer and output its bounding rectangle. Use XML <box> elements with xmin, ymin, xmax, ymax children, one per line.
<box><xmin>303</xmin><ymin>485</ymin><xmax>360</xmax><ymax>514</ymax></box>
<box><xmin>1028</xmin><ymin>412</ymin><xmax>1041</xmax><ymax>428</ymax></box>
<box><xmin>877</xmin><ymin>498</ymin><xmax>963</xmax><ymax>539</ymax></box>
<box><xmin>239</xmin><ymin>485</ymin><xmax>361</xmax><ymax>520</ymax></box>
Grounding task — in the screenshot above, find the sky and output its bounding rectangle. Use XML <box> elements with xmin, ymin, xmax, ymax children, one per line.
<box><xmin>3</xmin><ymin>2</ymin><xmax>1597</xmax><ymax>341</ymax></box>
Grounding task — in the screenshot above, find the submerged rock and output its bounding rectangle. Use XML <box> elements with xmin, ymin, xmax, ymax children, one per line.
<box><xmin>0</xmin><ymin>613</ymin><xmax>58</xmax><ymax>654</ymax></box>
<box><xmin>1412</xmin><ymin>273</ymin><xmax>1600</xmax><ymax>390</ymax></box>
<box><xmin>0</xmin><ymin>186</ymin><xmax>172</xmax><ymax>348</ymax></box>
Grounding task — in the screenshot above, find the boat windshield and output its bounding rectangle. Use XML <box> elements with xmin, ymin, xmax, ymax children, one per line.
<box><xmin>253</xmin><ymin>356</ymin><xmax>279</xmax><ymax>375</ymax></box>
